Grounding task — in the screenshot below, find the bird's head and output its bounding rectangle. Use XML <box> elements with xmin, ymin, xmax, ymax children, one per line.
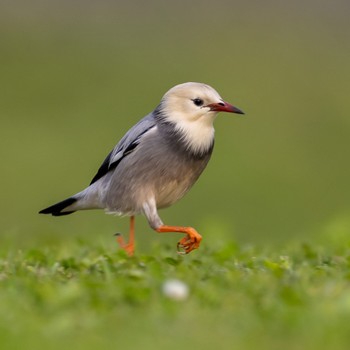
<box><xmin>158</xmin><ymin>82</ymin><xmax>244</xmax><ymax>154</ymax></box>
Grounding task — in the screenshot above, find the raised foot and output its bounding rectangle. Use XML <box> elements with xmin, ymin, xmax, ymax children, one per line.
<box><xmin>114</xmin><ymin>233</ymin><xmax>135</xmax><ymax>256</ymax></box>
<box><xmin>177</xmin><ymin>229</ymin><xmax>202</xmax><ymax>255</ymax></box>
<box><xmin>156</xmin><ymin>225</ymin><xmax>202</xmax><ymax>254</ymax></box>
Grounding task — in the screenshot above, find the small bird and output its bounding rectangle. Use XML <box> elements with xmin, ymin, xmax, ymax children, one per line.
<box><xmin>39</xmin><ymin>82</ymin><xmax>244</xmax><ymax>255</ymax></box>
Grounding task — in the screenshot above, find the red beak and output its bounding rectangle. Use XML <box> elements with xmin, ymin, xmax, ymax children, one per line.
<box><xmin>207</xmin><ymin>101</ymin><xmax>244</xmax><ymax>115</ymax></box>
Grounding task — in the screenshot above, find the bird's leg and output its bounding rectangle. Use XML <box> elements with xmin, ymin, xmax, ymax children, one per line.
<box><xmin>115</xmin><ymin>216</ymin><xmax>135</xmax><ymax>256</ymax></box>
<box><xmin>155</xmin><ymin>225</ymin><xmax>202</xmax><ymax>254</ymax></box>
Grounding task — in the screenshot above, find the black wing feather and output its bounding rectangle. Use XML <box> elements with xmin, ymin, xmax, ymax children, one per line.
<box><xmin>89</xmin><ymin>120</ymin><xmax>156</xmax><ymax>185</ymax></box>
<box><xmin>89</xmin><ymin>150</ymin><xmax>113</xmax><ymax>185</ymax></box>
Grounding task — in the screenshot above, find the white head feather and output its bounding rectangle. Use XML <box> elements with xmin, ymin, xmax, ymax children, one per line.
<box><xmin>160</xmin><ymin>82</ymin><xmax>226</xmax><ymax>154</ymax></box>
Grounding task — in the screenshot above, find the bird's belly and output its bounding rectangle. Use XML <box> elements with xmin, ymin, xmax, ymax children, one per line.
<box><xmin>104</xmin><ymin>178</ymin><xmax>188</xmax><ymax>214</ymax></box>
<box><xmin>155</xmin><ymin>178</ymin><xmax>191</xmax><ymax>209</ymax></box>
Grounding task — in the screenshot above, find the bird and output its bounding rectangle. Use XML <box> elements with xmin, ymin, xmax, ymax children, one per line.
<box><xmin>39</xmin><ymin>82</ymin><xmax>244</xmax><ymax>255</ymax></box>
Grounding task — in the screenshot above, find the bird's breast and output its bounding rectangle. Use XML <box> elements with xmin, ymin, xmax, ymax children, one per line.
<box><xmin>104</xmin><ymin>125</ymin><xmax>213</xmax><ymax>213</ymax></box>
<box><xmin>152</xmin><ymin>149</ymin><xmax>213</xmax><ymax>209</ymax></box>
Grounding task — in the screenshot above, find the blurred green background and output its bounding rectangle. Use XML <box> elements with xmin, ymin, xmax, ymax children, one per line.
<box><xmin>1</xmin><ymin>0</ymin><xmax>350</xmax><ymax>249</ymax></box>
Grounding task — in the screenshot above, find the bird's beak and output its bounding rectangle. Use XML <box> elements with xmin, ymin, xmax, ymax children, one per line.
<box><xmin>207</xmin><ymin>101</ymin><xmax>244</xmax><ymax>115</ymax></box>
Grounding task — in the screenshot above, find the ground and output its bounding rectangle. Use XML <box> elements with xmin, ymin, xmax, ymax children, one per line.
<box><xmin>1</xmin><ymin>232</ymin><xmax>350</xmax><ymax>350</ymax></box>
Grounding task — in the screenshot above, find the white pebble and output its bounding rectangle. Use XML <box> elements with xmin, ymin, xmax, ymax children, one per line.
<box><xmin>162</xmin><ymin>279</ymin><xmax>189</xmax><ymax>301</ymax></box>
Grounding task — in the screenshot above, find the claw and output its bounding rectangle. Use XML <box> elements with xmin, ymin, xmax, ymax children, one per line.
<box><xmin>176</xmin><ymin>233</ymin><xmax>201</xmax><ymax>254</ymax></box>
<box><xmin>176</xmin><ymin>242</ymin><xmax>187</xmax><ymax>255</ymax></box>
<box><xmin>156</xmin><ymin>225</ymin><xmax>202</xmax><ymax>254</ymax></box>
<box><xmin>115</xmin><ymin>233</ymin><xmax>126</xmax><ymax>246</ymax></box>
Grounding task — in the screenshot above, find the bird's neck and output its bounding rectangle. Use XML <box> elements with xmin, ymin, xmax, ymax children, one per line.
<box><xmin>155</xmin><ymin>108</ymin><xmax>215</xmax><ymax>157</ymax></box>
<box><xmin>173</xmin><ymin>116</ymin><xmax>215</xmax><ymax>155</ymax></box>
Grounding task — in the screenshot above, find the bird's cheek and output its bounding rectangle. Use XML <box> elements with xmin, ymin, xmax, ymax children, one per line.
<box><xmin>206</xmin><ymin>110</ymin><xmax>218</xmax><ymax>119</ymax></box>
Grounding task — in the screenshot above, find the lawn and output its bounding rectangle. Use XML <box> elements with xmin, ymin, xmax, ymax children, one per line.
<box><xmin>1</xmin><ymin>231</ymin><xmax>350</xmax><ymax>350</ymax></box>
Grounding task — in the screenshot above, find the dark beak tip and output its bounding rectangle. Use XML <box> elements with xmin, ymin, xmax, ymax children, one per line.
<box><xmin>233</xmin><ymin>107</ymin><xmax>245</xmax><ymax>115</ymax></box>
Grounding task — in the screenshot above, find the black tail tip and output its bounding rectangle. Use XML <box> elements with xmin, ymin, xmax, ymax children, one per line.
<box><xmin>39</xmin><ymin>197</ymin><xmax>77</xmax><ymax>216</ymax></box>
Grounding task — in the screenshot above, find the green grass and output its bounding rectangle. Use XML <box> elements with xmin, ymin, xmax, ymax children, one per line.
<box><xmin>1</xmin><ymin>234</ymin><xmax>350</xmax><ymax>350</ymax></box>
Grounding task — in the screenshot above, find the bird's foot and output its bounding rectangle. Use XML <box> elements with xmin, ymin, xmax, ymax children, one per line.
<box><xmin>176</xmin><ymin>228</ymin><xmax>202</xmax><ymax>255</ymax></box>
<box><xmin>114</xmin><ymin>233</ymin><xmax>135</xmax><ymax>256</ymax></box>
<box><xmin>155</xmin><ymin>225</ymin><xmax>202</xmax><ymax>254</ymax></box>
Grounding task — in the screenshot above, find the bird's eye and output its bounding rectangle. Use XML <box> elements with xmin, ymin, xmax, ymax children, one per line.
<box><xmin>192</xmin><ymin>98</ymin><xmax>204</xmax><ymax>107</ymax></box>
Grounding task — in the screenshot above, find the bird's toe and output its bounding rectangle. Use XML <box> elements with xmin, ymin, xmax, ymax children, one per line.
<box><xmin>177</xmin><ymin>232</ymin><xmax>201</xmax><ymax>254</ymax></box>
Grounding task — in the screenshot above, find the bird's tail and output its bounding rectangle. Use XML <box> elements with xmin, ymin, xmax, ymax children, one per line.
<box><xmin>39</xmin><ymin>197</ymin><xmax>77</xmax><ymax>216</ymax></box>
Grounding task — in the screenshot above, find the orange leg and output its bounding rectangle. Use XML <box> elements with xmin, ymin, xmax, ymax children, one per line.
<box><xmin>116</xmin><ymin>216</ymin><xmax>135</xmax><ymax>256</ymax></box>
<box><xmin>155</xmin><ymin>225</ymin><xmax>202</xmax><ymax>254</ymax></box>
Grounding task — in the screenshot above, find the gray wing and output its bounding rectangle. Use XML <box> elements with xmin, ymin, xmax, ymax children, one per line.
<box><xmin>90</xmin><ymin>112</ymin><xmax>156</xmax><ymax>185</ymax></box>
